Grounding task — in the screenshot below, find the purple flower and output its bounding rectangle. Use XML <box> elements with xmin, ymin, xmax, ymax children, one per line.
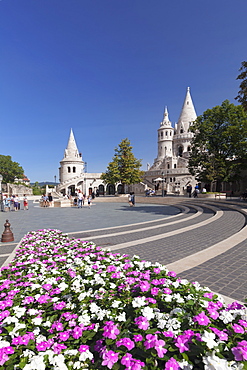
<box><xmin>36</xmin><ymin>341</ymin><xmax>49</xmax><ymax>351</ymax></box>
<box><xmin>116</xmin><ymin>337</ymin><xmax>135</xmax><ymax>350</ymax></box>
<box><xmin>154</xmin><ymin>339</ymin><xmax>167</xmax><ymax>358</ymax></box>
<box><xmin>79</xmin><ymin>344</ymin><xmax>90</xmax><ymax>353</ymax></box>
<box><xmin>121</xmin><ymin>353</ymin><xmax>133</xmax><ymax>367</ymax></box>
<box><xmin>134</xmin><ymin>316</ymin><xmax>149</xmax><ymax>330</ymax></box>
<box><xmin>53</xmin><ymin>301</ymin><xmax>66</xmax><ymax>310</ymax></box>
<box><xmin>164</xmin><ymin>357</ymin><xmax>180</xmax><ymax>370</ymax></box>
<box><xmin>144</xmin><ymin>334</ymin><xmax>157</xmax><ymax>349</ymax></box>
<box><xmin>102</xmin><ymin>350</ymin><xmax>119</xmax><ymax>369</ymax></box>
<box><xmin>193</xmin><ymin>311</ymin><xmax>210</xmax><ymax>326</ymax></box>
<box><xmin>103</xmin><ymin>321</ymin><xmax>120</xmax><ymax>339</ymax></box>
<box><xmin>42</xmin><ymin>283</ymin><xmax>52</xmax><ymax>291</ymax></box>
<box><xmin>53</xmin><ymin>343</ymin><xmax>67</xmax><ymax>354</ymax></box>
<box><xmin>139</xmin><ymin>280</ymin><xmax>150</xmax><ymax>292</ymax></box>
<box><xmin>37</xmin><ymin>295</ymin><xmax>50</xmax><ymax>304</ymax></box>
<box><xmin>175</xmin><ymin>335</ymin><xmax>190</xmax><ymax>353</ymax></box>
<box><xmin>52</xmin><ymin>321</ymin><xmax>64</xmax><ymax>331</ymax></box>
<box><xmin>73</xmin><ymin>326</ymin><xmax>83</xmax><ymax>339</ymax></box>
<box><xmin>22</xmin><ymin>296</ymin><xmax>35</xmax><ymax>305</ymax></box>
<box><xmin>232</xmin><ymin>340</ymin><xmax>247</xmax><ymax>361</ymax></box>
<box><xmin>133</xmin><ymin>334</ymin><xmax>143</xmax><ymax>342</ymax></box>
<box><xmin>232</xmin><ymin>324</ymin><xmax>245</xmax><ymax>334</ymax></box>
<box><xmin>151</xmin><ymin>287</ymin><xmax>159</xmax><ymax>296</ymax></box>
<box><xmin>163</xmin><ymin>288</ymin><xmax>172</xmax><ymax>295</ymax></box>
<box><xmin>58</xmin><ymin>331</ymin><xmax>70</xmax><ymax>341</ymax></box>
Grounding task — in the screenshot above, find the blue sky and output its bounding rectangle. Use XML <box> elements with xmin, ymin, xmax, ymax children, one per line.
<box><xmin>1</xmin><ymin>0</ymin><xmax>246</xmax><ymax>182</ymax></box>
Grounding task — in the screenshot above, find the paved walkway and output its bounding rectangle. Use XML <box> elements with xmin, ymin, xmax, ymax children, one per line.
<box><xmin>0</xmin><ymin>196</ymin><xmax>246</xmax><ymax>304</ymax></box>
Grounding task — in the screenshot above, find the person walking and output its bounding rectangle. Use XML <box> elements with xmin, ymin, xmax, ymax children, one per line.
<box><xmin>186</xmin><ymin>184</ymin><xmax>192</xmax><ymax>198</ymax></box>
<box><xmin>131</xmin><ymin>192</ymin><xmax>135</xmax><ymax>206</ymax></box>
<box><xmin>77</xmin><ymin>191</ymin><xmax>83</xmax><ymax>208</ymax></box>
<box><xmin>87</xmin><ymin>195</ymin><xmax>92</xmax><ymax>208</ymax></box>
<box><xmin>23</xmin><ymin>194</ymin><xmax>29</xmax><ymax>210</ymax></box>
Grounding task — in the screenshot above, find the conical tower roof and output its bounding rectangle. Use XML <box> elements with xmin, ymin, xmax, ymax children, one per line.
<box><xmin>160</xmin><ymin>106</ymin><xmax>173</xmax><ymax>128</ymax></box>
<box><xmin>61</xmin><ymin>128</ymin><xmax>82</xmax><ymax>162</ymax></box>
<box><xmin>177</xmin><ymin>87</ymin><xmax>197</xmax><ymax>132</ymax></box>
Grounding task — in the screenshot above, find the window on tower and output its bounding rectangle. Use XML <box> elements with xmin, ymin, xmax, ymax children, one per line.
<box><xmin>68</xmin><ymin>167</ymin><xmax>71</xmax><ymax>173</ymax></box>
<box><xmin>73</xmin><ymin>167</ymin><xmax>76</xmax><ymax>173</ymax></box>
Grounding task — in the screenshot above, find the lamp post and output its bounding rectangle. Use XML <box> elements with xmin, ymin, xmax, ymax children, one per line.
<box><xmin>161</xmin><ymin>172</ymin><xmax>165</xmax><ymax>197</ymax></box>
<box><xmin>0</xmin><ymin>174</ymin><xmax>3</xmax><ymax>212</ymax></box>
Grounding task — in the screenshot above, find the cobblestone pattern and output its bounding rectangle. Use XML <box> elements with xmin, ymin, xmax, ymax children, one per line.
<box><xmin>179</xmin><ymin>240</ymin><xmax>247</xmax><ymax>303</ymax></box>
<box><xmin>110</xmin><ymin>209</ymin><xmax>245</xmax><ymax>265</ymax></box>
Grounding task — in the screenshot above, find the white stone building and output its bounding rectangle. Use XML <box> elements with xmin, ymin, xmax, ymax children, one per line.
<box><xmin>144</xmin><ymin>87</ymin><xmax>198</xmax><ymax>195</ymax></box>
<box><xmin>57</xmin><ymin>129</ymin><xmax>105</xmax><ymax>196</ymax></box>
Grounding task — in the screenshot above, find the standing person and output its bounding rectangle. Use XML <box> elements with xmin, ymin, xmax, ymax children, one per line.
<box><xmin>14</xmin><ymin>195</ymin><xmax>20</xmax><ymax>211</ymax></box>
<box><xmin>23</xmin><ymin>194</ymin><xmax>29</xmax><ymax>210</ymax></box>
<box><xmin>4</xmin><ymin>195</ymin><xmax>11</xmax><ymax>212</ymax></box>
<box><xmin>131</xmin><ymin>192</ymin><xmax>135</xmax><ymax>206</ymax></box>
<box><xmin>48</xmin><ymin>193</ymin><xmax>53</xmax><ymax>207</ymax></box>
<box><xmin>42</xmin><ymin>194</ymin><xmax>49</xmax><ymax>207</ymax></box>
<box><xmin>77</xmin><ymin>191</ymin><xmax>83</xmax><ymax>208</ymax></box>
<box><xmin>128</xmin><ymin>192</ymin><xmax>133</xmax><ymax>206</ymax></box>
<box><xmin>87</xmin><ymin>195</ymin><xmax>92</xmax><ymax>208</ymax></box>
<box><xmin>186</xmin><ymin>184</ymin><xmax>192</xmax><ymax>198</ymax></box>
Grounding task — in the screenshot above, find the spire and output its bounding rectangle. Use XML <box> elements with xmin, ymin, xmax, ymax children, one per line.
<box><xmin>177</xmin><ymin>87</ymin><xmax>197</xmax><ymax>131</ymax></box>
<box><xmin>160</xmin><ymin>106</ymin><xmax>172</xmax><ymax>127</ymax></box>
<box><xmin>62</xmin><ymin>128</ymin><xmax>82</xmax><ymax>161</ymax></box>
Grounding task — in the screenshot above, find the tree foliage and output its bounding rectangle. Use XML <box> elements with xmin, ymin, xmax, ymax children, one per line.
<box><xmin>0</xmin><ymin>155</ymin><xmax>24</xmax><ymax>184</ymax></box>
<box><xmin>101</xmin><ymin>138</ymin><xmax>144</xmax><ymax>187</ymax></box>
<box><xmin>188</xmin><ymin>100</ymin><xmax>247</xmax><ymax>190</ymax></box>
<box><xmin>235</xmin><ymin>61</ymin><xmax>247</xmax><ymax>112</ymax></box>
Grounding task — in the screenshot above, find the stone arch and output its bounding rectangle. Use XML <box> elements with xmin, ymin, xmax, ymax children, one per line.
<box><xmin>106</xmin><ymin>184</ymin><xmax>115</xmax><ymax>195</ymax></box>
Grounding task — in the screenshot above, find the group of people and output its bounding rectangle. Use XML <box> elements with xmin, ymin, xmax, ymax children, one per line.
<box><xmin>41</xmin><ymin>193</ymin><xmax>53</xmax><ymax>207</ymax></box>
<box><xmin>74</xmin><ymin>191</ymin><xmax>93</xmax><ymax>208</ymax></box>
<box><xmin>1</xmin><ymin>194</ymin><xmax>28</xmax><ymax>211</ymax></box>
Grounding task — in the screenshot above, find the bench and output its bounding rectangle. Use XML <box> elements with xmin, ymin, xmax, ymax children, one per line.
<box><xmin>215</xmin><ymin>192</ymin><xmax>227</xmax><ymax>199</ymax></box>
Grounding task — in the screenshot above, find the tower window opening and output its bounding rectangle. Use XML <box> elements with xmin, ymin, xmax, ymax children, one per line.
<box><xmin>73</xmin><ymin>167</ymin><xmax>76</xmax><ymax>173</ymax></box>
<box><xmin>161</xmin><ymin>132</ymin><xmax>163</xmax><ymax>138</ymax></box>
<box><xmin>174</xmin><ymin>164</ymin><xmax>176</xmax><ymax>169</ymax></box>
<box><xmin>187</xmin><ymin>146</ymin><xmax>191</xmax><ymax>152</ymax></box>
<box><xmin>180</xmin><ymin>129</ymin><xmax>183</xmax><ymax>134</ymax></box>
<box><xmin>178</xmin><ymin>146</ymin><xmax>183</xmax><ymax>157</ymax></box>
<box><xmin>68</xmin><ymin>167</ymin><xmax>71</xmax><ymax>173</ymax></box>
<box><xmin>167</xmin><ymin>164</ymin><xmax>170</xmax><ymax>169</ymax></box>
<box><xmin>165</xmin><ymin>131</ymin><xmax>168</xmax><ymax>136</ymax></box>
<box><xmin>170</xmin><ymin>131</ymin><xmax>172</xmax><ymax>136</ymax></box>
<box><xmin>170</xmin><ymin>178</ymin><xmax>172</xmax><ymax>182</ymax></box>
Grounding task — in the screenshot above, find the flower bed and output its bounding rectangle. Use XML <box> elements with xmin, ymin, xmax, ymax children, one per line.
<box><xmin>0</xmin><ymin>229</ymin><xmax>246</xmax><ymax>369</ymax></box>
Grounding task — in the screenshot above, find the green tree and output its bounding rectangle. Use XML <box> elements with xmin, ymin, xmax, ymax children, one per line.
<box><xmin>0</xmin><ymin>155</ymin><xmax>24</xmax><ymax>183</ymax></box>
<box><xmin>101</xmin><ymin>138</ymin><xmax>144</xmax><ymax>191</ymax></box>
<box><xmin>188</xmin><ymin>100</ymin><xmax>247</xmax><ymax>191</ymax></box>
<box><xmin>235</xmin><ymin>61</ymin><xmax>247</xmax><ymax>112</ymax></box>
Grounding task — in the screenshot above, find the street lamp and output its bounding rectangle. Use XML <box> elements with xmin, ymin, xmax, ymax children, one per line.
<box><xmin>0</xmin><ymin>174</ymin><xmax>3</xmax><ymax>212</ymax></box>
<box><xmin>161</xmin><ymin>172</ymin><xmax>165</xmax><ymax>197</ymax></box>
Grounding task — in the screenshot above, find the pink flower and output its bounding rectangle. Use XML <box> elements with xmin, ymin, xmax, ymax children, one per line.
<box><xmin>36</xmin><ymin>341</ymin><xmax>49</xmax><ymax>351</ymax></box>
<box><xmin>163</xmin><ymin>288</ymin><xmax>172</xmax><ymax>295</ymax></box>
<box><xmin>103</xmin><ymin>321</ymin><xmax>120</xmax><ymax>339</ymax></box>
<box><xmin>37</xmin><ymin>295</ymin><xmax>50</xmax><ymax>304</ymax></box>
<box><xmin>72</xmin><ymin>326</ymin><xmax>83</xmax><ymax>339</ymax></box>
<box><xmin>22</xmin><ymin>296</ymin><xmax>35</xmax><ymax>305</ymax></box>
<box><xmin>121</xmin><ymin>353</ymin><xmax>133</xmax><ymax>367</ymax></box>
<box><xmin>175</xmin><ymin>335</ymin><xmax>190</xmax><ymax>353</ymax></box>
<box><xmin>139</xmin><ymin>280</ymin><xmax>150</xmax><ymax>292</ymax></box>
<box><xmin>0</xmin><ymin>349</ymin><xmax>9</xmax><ymax>366</ymax></box>
<box><xmin>144</xmin><ymin>334</ymin><xmax>157</xmax><ymax>349</ymax></box>
<box><xmin>133</xmin><ymin>334</ymin><xmax>143</xmax><ymax>342</ymax></box>
<box><xmin>232</xmin><ymin>324</ymin><xmax>245</xmax><ymax>334</ymax></box>
<box><xmin>52</xmin><ymin>321</ymin><xmax>64</xmax><ymax>331</ymax></box>
<box><xmin>116</xmin><ymin>337</ymin><xmax>135</xmax><ymax>350</ymax></box>
<box><xmin>154</xmin><ymin>339</ymin><xmax>167</xmax><ymax>358</ymax></box>
<box><xmin>53</xmin><ymin>301</ymin><xmax>66</xmax><ymax>310</ymax></box>
<box><xmin>151</xmin><ymin>287</ymin><xmax>159</xmax><ymax>296</ymax></box>
<box><xmin>58</xmin><ymin>331</ymin><xmax>70</xmax><ymax>341</ymax></box>
<box><xmin>79</xmin><ymin>344</ymin><xmax>90</xmax><ymax>353</ymax></box>
<box><xmin>42</xmin><ymin>283</ymin><xmax>52</xmax><ymax>291</ymax></box>
<box><xmin>53</xmin><ymin>343</ymin><xmax>67</xmax><ymax>354</ymax></box>
<box><xmin>193</xmin><ymin>311</ymin><xmax>210</xmax><ymax>326</ymax></box>
<box><xmin>134</xmin><ymin>316</ymin><xmax>149</xmax><ymax>330</ymax></box>
<box><xmin>164</xmin><ymin>357</ymin><xmax>180</xmax><ymax>370</ymax></box>
<box><xmin>102</xmin><ymin>350</ymin><xmax>119</xmax><ymax>369</ymax></box>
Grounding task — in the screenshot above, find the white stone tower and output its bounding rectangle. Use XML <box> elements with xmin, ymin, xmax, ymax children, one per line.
<box><xmin>59</xmin><ymin>129</ymin><xmax>84</xmax><ymax>183</ymax></box>
<box><xmin>156</xmin><ymin>107</ymin><xmax>174</xmax><ymax>161</ymax></box>
<box><xmin>173</xmin><ymin>87</ymin><xmax>197</xmax><ymax>159</ymax></box>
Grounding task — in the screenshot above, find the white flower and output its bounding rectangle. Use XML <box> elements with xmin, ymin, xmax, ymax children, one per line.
<box><xmin>28</xmin><ymin>309</ymin><xmax>39</xmax><ymax>316</ymax></box>
<box><xmin>110</xmin><ymin>283</ymin><xmax>116</xmax><ymax>289</ymax></box>
<box><xmin>13</xmin><ymin>306</ymin><xmax>26</xmax><ymax>318</ymax></box>
<box><xmin>116</xmin><ymin>312</ymin><xmax>126</xmax><ymax>321</ymax></box>
<box><xmin>141</xmin><ymin>306</ymin><xmax>155</xmax><ymax>320</ymax></box>
<box><xmin>64</xmin><ymin>349</ymin><xmax>78</xmax><ymax>356</ymax></box>
<box><xmin>201</xmin><ymin>331</ymin><xmax>218</xmax><ymax>349</ymax></box>
<box><xmin>0</xmin><ymin>340</ymin><xmax>10</xmax><ymax>348</ymax></box>
<box><xmin>112</xmin><ymin>300</ymin><xmax>121</xmax><ymax>308</ymax></box>
<box><xmin>2</xmin><ymin>316</ymin><xmax>18</xmax><ymax>325</ymax></box>
<box><xmin>78</xmin><ymin>313</ymin><xmax>91</xmax><ymax>326</ymax></box>
<box><xmin>203</xmin><ymin>351</ymin><xmax>235</xmax><ymax>369</ymax></box>
<box><xmin>58</xmin><ymin>282</ymin><xmax>68</xmax><ymax>291</ymax></box>
<box><xmin>132</xmin><ymin>296</ymin><xmax>146</xmax><ymax>308</ymax></box>
<box><xmin>79</xmin><ymin>350</ymin><xmax>93</xmax><ymax>362</ymax></box>
<box><xmin>32</xmin><ymin>317</ymin><xmax>42</xmax><ymax>326</ymax></box>
<box><xmin>73</xmin><ymin>362</ymin><xmax>82</xmax><ymax>369</ymax></box>
<box><xmin>177</xmin><ymin>359</ymin><xmax>193</xmax><ymax>369</ymax></box>
<box><xmin>219</xmin><ymin>311</ymin><xmax>234</xmax><ymax>324</ymax></box>
<box><xmin>89</xmin><ymin>302</ymin><xmax>100</xmax><ymax>313</ymax></box>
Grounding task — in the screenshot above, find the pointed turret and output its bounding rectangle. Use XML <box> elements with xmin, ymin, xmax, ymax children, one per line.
<box><xmin>59</xmin><ymin>129</ymin><xmax>84</xmax><ymax>184</ymax></box>
<box><xmin>61</xmin><ymin>128</ymin><xmax>81</xmax><ymax>161</ymax></box>
<box><xmin>176</xmin><ymin>87</ymin><xmax>197</xmax><ymax>133</ymax></box>
<box><xmin>160</xmin><ymin>106</ymin><xmax>172</xmax><ymax>128</ymax></box>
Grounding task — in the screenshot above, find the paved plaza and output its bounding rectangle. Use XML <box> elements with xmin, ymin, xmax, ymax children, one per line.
<box><xmin>0</xmin><ymin>195</ymin><xmax>247</xmax><ymax>304</ymax></box>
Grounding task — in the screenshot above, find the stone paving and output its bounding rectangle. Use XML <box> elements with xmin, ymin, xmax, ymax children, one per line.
<box><xmin>0</xmin><ymin>196</ymin><xmax>247</xmax><ymax>303</ymax></box>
